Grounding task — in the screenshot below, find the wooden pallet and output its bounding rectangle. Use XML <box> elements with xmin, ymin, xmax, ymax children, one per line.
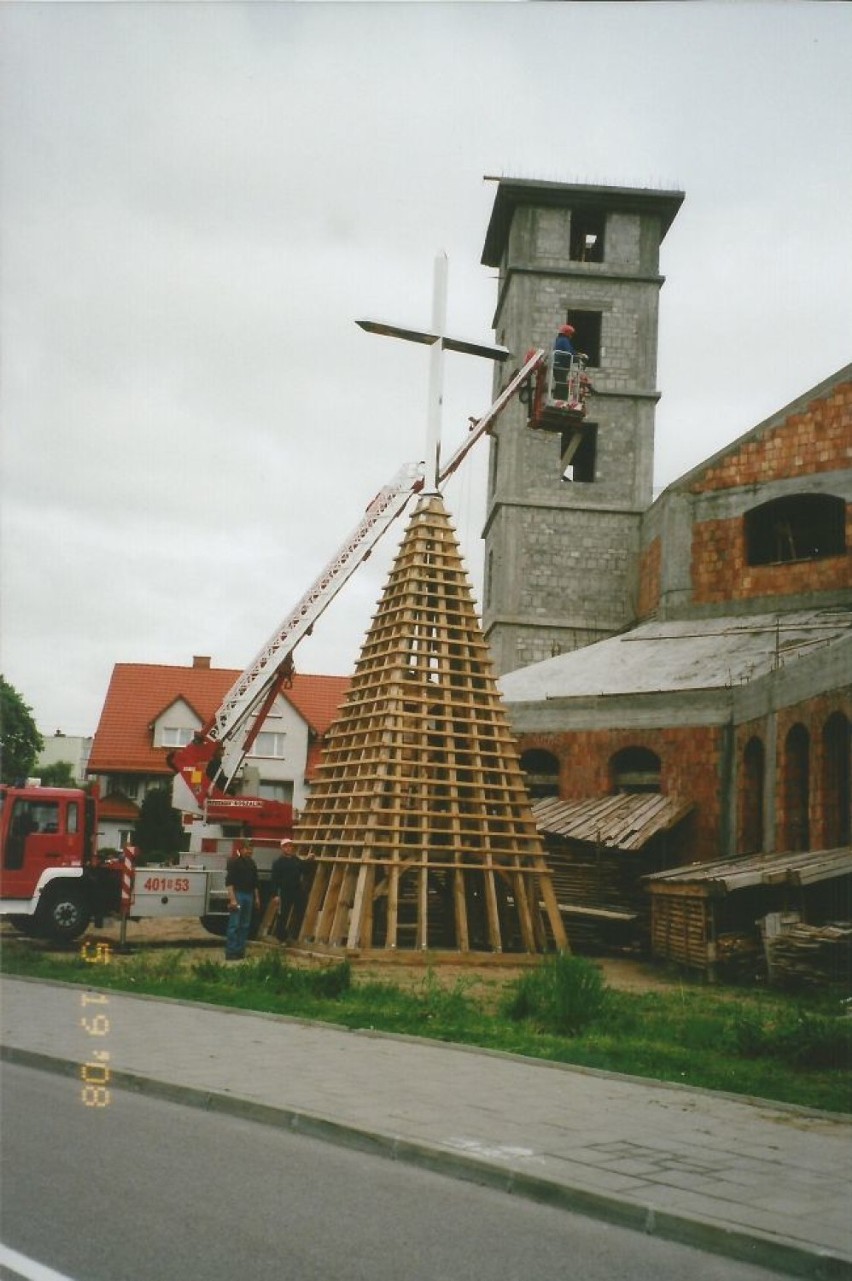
<box><xmin>294</xmin><ymin>495</ymin><xmax>568</xmax><ymax>957</ymax></box>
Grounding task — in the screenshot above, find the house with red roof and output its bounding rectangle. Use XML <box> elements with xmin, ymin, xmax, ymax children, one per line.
<box><xmin>87</xmin><ymin>656</ymin><xmax>350</xmax><ymax>849</ymax></box>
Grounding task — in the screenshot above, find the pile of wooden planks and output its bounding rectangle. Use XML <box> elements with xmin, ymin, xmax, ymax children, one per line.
<box><xmin>767</xmin><ymin>921</ymin><xmax>852</xmax><ymax>988</ymax></box>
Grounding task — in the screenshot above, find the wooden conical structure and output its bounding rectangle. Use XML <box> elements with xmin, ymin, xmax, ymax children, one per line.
<box><xmin>296</xmin><ymin>494</ymin><xmax>568</xmax><ymax>959</ymax></box>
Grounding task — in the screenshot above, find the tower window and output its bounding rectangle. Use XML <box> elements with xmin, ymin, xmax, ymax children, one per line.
<box><xmin>745</xmin><ymin>494</ymin><xmax>846</xmax><ymax>565</ymax></box>
<box><xmin>569</xmin><ymin>209</ymin><xmax>605</xmax><ymax>263</ymax></box>
<box><xmin>565</xmin><ymin>311</ymin><xmax>602</xmax><ymax>366</ymax></box>
<box><xmin>561</xmin><ymin>424</ymin><xmax>597</xmax><ymax>483</ymax></box>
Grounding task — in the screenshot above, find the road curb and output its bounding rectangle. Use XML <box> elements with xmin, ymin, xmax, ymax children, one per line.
<box><xmin>3</xmin><ymin>1044</ymin><xmax>850</xmax><ymax>1281</ymax></box>
<box><xmin>4</xmin><ymin>973</ymin><xmax>849</xmax><ymax>1125</ymax></box>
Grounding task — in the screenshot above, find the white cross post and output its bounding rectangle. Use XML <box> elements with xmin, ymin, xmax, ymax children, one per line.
<box><xmin>357</xmin><ymin>252</ymin><xmax>509</xmax><ymax>495</ymax></box>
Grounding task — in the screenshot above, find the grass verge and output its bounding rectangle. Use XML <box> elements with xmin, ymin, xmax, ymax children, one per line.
<box><xmin>2</xmin><ymin>941</ymin><xmax>850</xmax><ymax>1115</ymax></box>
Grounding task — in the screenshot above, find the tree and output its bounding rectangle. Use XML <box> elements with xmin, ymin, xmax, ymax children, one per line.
<box><xmin>0</xmin><ymin>677</ymin><xmax>43</xmax><ymax>784</ymax></box>
<box><xmin>39</xmin><ymin>760</ymin><xmax>77</xmax><ymax>788</ymax></box>
<box><xmin>134</xmin><ymin>787</ymin><xmax>184</xmax><ymax>861</ymax></box>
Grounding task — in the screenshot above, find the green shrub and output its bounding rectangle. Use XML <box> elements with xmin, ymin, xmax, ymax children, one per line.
<box><xmin>312</xmin><ymin>959</ymin><xmax>352</xmax><ymax>998</ymax></box>
<box><xmin>778</xmin><ymin>1009</ymin><xmax>852</xmax><ymax>1070</ymax></box>
<box><xmin>726</xmin><ymin>1004</ymin><xmax>852</xmax><ymax>1070</ymax></box>
<box><xmin>504</xmin><ymin>952</ymin><xmax>608</xmax><ymax>1036</ymax></box>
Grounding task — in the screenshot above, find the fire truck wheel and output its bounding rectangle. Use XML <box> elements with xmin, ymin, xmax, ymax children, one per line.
<box><xmin>37</xmin><ymin>887</ymin><xmax>92</xmax><ymax>943</ymax></box>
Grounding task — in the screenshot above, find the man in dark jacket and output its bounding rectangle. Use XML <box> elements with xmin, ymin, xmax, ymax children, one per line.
<box><xmin>269</xmin><ymin>838</ymin><xmax>311</xmax><ymax>942</ymax></box>
<box><xmin>225</xmin><ymin>839</ymin><xmax>260</xmax><ymax>960</ymax></box>
<box><xmin>553</xmin><ymin>323</ymin><xmax>577</xmax><ymax>400</ymax></box>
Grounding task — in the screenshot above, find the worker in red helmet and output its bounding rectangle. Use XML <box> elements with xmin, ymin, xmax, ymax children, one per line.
<box><xmin>553</xmin><ymin>323</ymin><xmax>577</xmax><ymax>401</ymax></box>
<box><xmin>555</xmin><ymin>323</ymin><xmax>576</xmax><ymax>353</ymax></box>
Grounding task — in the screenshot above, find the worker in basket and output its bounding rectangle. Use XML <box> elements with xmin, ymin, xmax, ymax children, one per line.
<box><xmin>553</xmin><ymin>323</ymin><xmax>577</xmax><ymax>402</ymax></box>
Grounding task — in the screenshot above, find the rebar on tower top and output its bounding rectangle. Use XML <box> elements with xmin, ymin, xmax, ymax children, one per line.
<box><xmin>296</xmin><ymin>494</ymin><xmax>568</xmax><ymax>957</ymax></box>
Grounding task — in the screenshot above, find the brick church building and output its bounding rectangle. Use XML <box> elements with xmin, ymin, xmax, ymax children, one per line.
<box><xmin>481</xmin><ymin>178</ymin><xmax>851</xmax><ymax>870</ymax></box>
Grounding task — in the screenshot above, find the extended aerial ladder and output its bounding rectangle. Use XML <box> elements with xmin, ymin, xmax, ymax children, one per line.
<box><xmin>169</xmin><ymin>348</ymin><xmax>547</xmax><ymax>825</ymax></box>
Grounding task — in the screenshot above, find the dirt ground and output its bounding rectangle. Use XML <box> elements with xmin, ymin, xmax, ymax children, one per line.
<box><xmin>13</xmin><ymin>916</ymin><xmax>680</xmax><ymax>996</ymax></box>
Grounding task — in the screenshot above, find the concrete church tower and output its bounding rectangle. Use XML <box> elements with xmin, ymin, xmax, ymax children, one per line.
<box><xmin>480</xmin><ymin>179</ymin><xmax>684</xmax><ymax>675</ymax></box>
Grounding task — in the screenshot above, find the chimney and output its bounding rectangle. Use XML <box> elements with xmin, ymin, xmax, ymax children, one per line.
<box><xmin>193</xmin><ymin>655</ymin><xmax>212</xmax><ymax>669</ymax></box>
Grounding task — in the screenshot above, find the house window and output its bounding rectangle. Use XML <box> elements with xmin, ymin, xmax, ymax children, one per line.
<box><xmin>561</xmin><ymin>424</ymin><xmax>597</xmax><ymax>483</ymax></box>
<box><xmin>611</xmin><ymin>747</ymin><xmax>661</xmax><ymax>794</ymax></box>
<box><xmin>251</xmin><ymin>732</ymin><xmax>287</xmax><ymax>758</ymax></box>
<box><xmin>520</xmin><ymin>749</ymin><xmax>560</xmax><ymax>798</ymax></box>
<box><xmin>111</xmin><ymin>776</ymin><xmax>140</xmax><ymax>801</ymax></box>
<box><xmin>565</xmin><ymin>310</ymin><xmax>602</xmax><ymax>367</ymax></box>
<box><xmin>569</xmin><ymin>209</ymin><xmax>605</xmax><ymax>263</ymax></box>
<box><xmin>744</xmin><ymin>494</ymin><xmax>846</xmax><ymax>565</ymax></box>
<box><xmin>160</xmin><ymin>726</ymin><xmax>194</xmax><ymax>748</ymax></box>
<box><xmin>258</xmin><ymin>779</ymin><xmax>294</xmax><ymax>804</ymax></box>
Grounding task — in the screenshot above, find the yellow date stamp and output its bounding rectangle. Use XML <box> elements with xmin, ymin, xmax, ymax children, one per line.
<box><xmin>79</xmin><ymin>940</ymin><xmax>112</xmax><ymax>1108</ymax></box>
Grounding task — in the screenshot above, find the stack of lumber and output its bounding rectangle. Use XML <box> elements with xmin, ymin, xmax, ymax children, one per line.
<box><xmin>767</xmin><ymin>921</ymin><xmax>852</xmax><ymax>988</ymax></box>
<box><xmin>715</xmin><ymin>932</ymin><xmax>763</xmax><ymax>980</ymax></box>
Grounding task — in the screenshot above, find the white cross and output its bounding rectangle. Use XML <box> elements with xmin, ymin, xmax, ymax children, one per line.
<box><xmin>357</xmin><ymin>252</ymin><xmax>510</xmax><ymax>494</ymax></box>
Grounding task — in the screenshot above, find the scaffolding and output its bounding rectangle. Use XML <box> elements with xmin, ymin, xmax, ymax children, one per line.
<box><xmin>295</xmin><ymin>494</ymin><xmax>568</xmax><ymax>958</ymax></box>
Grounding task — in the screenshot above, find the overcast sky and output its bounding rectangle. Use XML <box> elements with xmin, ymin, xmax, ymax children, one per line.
<box><xmin>1</xmin><ymin>1</ymin><xmax>850</xmax><ymax>739</ymax></box>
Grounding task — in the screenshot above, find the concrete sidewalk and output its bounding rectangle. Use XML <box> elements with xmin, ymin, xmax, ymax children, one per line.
<box><xmin>2</xmin><ymin>974</ymin><xmax>850</xmax><ymax>1279</ymax></box>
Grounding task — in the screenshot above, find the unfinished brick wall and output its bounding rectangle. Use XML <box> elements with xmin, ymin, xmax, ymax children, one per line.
<box><xmin>775</xmin><ymin>693</ymin><xmax>852</xmax><ymax>854</ymax></box>
<box><xmin>689</xmin><ymin>380</ymin><xmax>852</xmax><ymax>494</ymax></box>
<box><xmin>691</xmin><ymin>508</ymin><xmax>852</xmax><ymax>605</ymax></box>
<box><xmin>637</xmin><ymin>535</ymin><xmax>661</xmax><ymax>617</ymax></box>
<box><xmin>518</xmin><ymin>724</ymin><xmax>724</xmax><ymax>861</ymax></box>
<box><xmin>735</xmin><ymin>692</ymin><xmax>851</xmax><ymax>855</ymax></box>
<box><xmin>686</xmin><ymin>377</ymin><xmax>852</xmax><ymax>606</ymax></box>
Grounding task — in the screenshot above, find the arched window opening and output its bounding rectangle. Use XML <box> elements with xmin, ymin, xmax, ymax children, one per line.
<box><xmin>744</xmin><ymin>494</ymin><xmax>846</xmax><ymax>566</ymax></box>
<box><xmin>520</xmin><ymin>749</ymin><xmax>560</xmax><ymax>799</ymax></box>
<box><xmin>611</xmin><ymin>746</ymin><xmax>661</xmax><ymax>795</ymax></box>
<box><xmin>822</xmin><ymin>713</ymin><xmax>851</xmax><ymax>849</ymax></box>
<box><xmin>740</xmin><ymin>737</ymin><xmax>765</xmax><ymax>855</ymax></box>
<box><xmin>783</xmin><ymin>724</ymin><xmax>810</xmax><ymax>852</ymax></box>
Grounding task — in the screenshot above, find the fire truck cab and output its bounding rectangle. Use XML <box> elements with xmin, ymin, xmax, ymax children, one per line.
<box><xmin>0</xmin><ymin>783</ymin><xmax>118</xmax><ymax>941</ymax></box>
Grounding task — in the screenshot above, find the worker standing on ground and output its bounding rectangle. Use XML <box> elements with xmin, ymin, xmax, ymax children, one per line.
<box><xmin>270</xmin><ymin>838</ymin><xmax>310</xmax><ymax>943</ymax></box>
<box><xmin>225</xmin><ymin>839</ymin><xmax>260</xmax><ymax>960</ymax></box>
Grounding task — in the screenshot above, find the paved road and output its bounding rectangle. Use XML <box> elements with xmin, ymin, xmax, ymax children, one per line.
<box><xmin>0</xmin><ymin>1062</ymin><xmax>799</xmax><ymax>1281</ymax></box>
<box><xmin>1</xmin><ymin>976</ymin><xmax>850</xmax><ymax>1279</ymax></box>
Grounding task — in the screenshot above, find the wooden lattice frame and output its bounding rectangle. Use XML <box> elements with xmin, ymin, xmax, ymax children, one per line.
<box><xmin>295</xmin><ymin>495</ymin><xmax>568</xmax><ymax>957</ymax></box>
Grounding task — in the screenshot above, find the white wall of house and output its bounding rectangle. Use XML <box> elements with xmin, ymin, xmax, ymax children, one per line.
<box><xmin>242</xmin><ymin>695</ymin><xmax>310</xmax><ymax>809</ymax></box>
<box><xmin>151</xmin><ymin>697</ymin><xmax>202</xmax><ymax>752</ymax></box>
<box><xmin>37</xmin><ymin>732</ymin><xmax>92</xmax><ymax>784</ymax></box>
<box><xmin>97</xmin><ymin>816</ymin><xmax>133</xmax><ymax>851</ymax></box>
<box><xmin>152</xmin><ymin>693</ymin><xmax>311</xmax><ymax>811</ymax></box>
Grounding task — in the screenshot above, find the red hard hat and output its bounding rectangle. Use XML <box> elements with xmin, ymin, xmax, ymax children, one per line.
<box><xmin>559</xmin><ymin>324</ymin><xmax>575</xmax><ymax>336</ymax></box>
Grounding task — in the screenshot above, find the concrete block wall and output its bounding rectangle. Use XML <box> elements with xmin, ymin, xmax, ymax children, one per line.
<box><xmin>483</xmin><ymin>182</ymin><xmax>681</xmax><ymax>674</ymax></box>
